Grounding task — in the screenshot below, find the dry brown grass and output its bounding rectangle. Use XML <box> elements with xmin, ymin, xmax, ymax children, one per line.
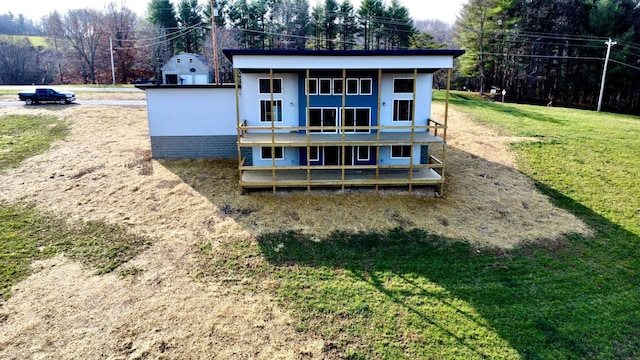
<box><xmin>0</xmin><ymin>102</ymin><xmax>591</xmax><ymax>359</ymax></box>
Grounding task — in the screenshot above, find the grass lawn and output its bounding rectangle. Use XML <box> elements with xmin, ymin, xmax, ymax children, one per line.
<box><xmin>202</xmin><ymin>93</ymin><xmax>640</xmax><ymax>359</ymax></box>
<box><xmin>0</xmin><ymin>114</ymin><xmax>149</xmax><ymax>301</ymax></box>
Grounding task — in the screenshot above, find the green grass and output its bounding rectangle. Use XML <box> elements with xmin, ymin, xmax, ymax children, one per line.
<box><xmin>201</xmin><ymin>93</ymin><xmax>640</xmax><ymax>359</ymax></box>
<box><xmin>0</xmin><ymin>114</ymin><xmax>68</xmax><ymax>169</ymax></box>
<box><xmin>0</xmin><ymin>35</ymin><xmax>47</xmax><ymax>48</ymax></box>
<box><xmin>0</xmin><ymin>114</ymin><xmax>149</xmax><ymax>301</ymax></box>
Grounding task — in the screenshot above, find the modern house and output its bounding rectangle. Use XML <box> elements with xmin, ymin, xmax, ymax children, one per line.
<box><xmin>161</xmin><ymin>53</ymin><xmax>213</xmax><ymax>85</ymax></box>
<box><xmin>140</xmin><ymin>48</ymin><xmax>464</xmax><ymax>193</ymax></box>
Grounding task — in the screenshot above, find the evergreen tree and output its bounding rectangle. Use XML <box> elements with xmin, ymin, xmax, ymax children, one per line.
<box><xmin>358</xmin><ymin>0</ymin><xmax>385</xmax><ymax>50</ymax></box>
<box><xmin>176</xmin><ymin>0</ymin><xmax>204</xmax><ymax>53</ymax></box>
<box><xmin>384</xmin><ymin>0</ymin><xmax>416</xmax><ymax>49</ymax></box>
<box><xmin>147</xmin><ymin>0</ymin><xmax>178</xmax><ymax>54</ymax></box>
<box><xmin>337</xmin><ymin>0</ymin><xmax>358</xmax><ymax>50</ymax></box>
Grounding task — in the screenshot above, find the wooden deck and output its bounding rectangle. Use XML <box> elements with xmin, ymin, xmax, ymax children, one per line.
<box><xmin>238</xmin><ymin>131</ymin><xmax>444</xmax><ymax>146</ymax></box>
<box><xmin>240</xmin><ymin>167</ymin><xmax>443</xmax><ymax>188</ymax></box>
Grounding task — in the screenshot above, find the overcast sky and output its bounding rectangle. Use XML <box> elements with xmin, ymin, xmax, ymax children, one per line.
<box><xmin>4</xmin><ymin>0</ymin><xmax>466</xmax><ymax>24</ymax></box>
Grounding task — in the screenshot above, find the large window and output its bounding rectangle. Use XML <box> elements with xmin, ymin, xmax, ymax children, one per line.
<box><xmin>261</xmin><ymin>146</ymin><xmax>284</xmax><ymax>160</ymax></box>
<box><xmin>260</xmin><ymin>100</ymin><xmax>283</xmax><ymax>122</ymax></box>
<box><xmin>393</xmin><ymin>78</ymin><xmax>414</xmax><ymax>93</ymax></box>
<box><xmin>393</xmin><ymin>99</ymin><xmax>413</xmax><ymax>121</ymax></box>
<box><xmin>309</xmin><ymin>108</ymin><xmax>338</xmax><ymax>132</ymax></box>
<box><xmin>343</xmin><ymin>108</ymin><xmax>371</xmax><ymax>133</ymax></box>
<box><xmin>391</xmin><ymin>145</ymin><xmax>411</xmax><ymax>158</ymax></box>
<box><xmin>259</xmin><ymin>78</ymin><xmax>282</xmax><ymax>93</ymax></box>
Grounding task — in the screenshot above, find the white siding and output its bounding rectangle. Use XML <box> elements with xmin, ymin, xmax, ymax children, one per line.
<box><xmin>233</xmin><ymin>55</ymin><xmax>454</xmax><ymax>70</ymax></box>
<box><xmin>379</xmin><ymin>73</ymin><xmax>433</xmax><ymax>132</ymax></box>
<box><xmin>378</xmin><ymin>145</ymin><xmax>421</xmax><ymax>165</ymax></box>
<box><xmin>241</xmin><ymin>73</ymin><xmax>299</xmax><ymax>133</ymax></box>
<box><xmin>146</xmin><ymin>87</ymin><xmax>238</xmax><ymax>136</ymax></box>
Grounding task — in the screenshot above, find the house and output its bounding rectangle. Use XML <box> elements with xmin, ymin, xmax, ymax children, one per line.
<box><xmin>140</xmin><ymin>48</ymin><xmax>464</xmax><ymax>193</ymax></box>
<box><xmin>161</xmin><ymin>53</ymin><xmax>213</xmax><ymax>85</ymax></box>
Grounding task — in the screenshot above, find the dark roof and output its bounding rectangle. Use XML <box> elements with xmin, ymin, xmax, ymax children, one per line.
<box><xmin>222</xmin><ymin>48</ymin><xmax>465</xmax><ymax>62</ymax></box>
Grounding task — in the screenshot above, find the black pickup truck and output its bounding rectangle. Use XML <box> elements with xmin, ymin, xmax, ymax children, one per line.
<box><xmin>18</xmin><ymin>88</ymin><xmax>76</xmax><ymax>105</ymax></box>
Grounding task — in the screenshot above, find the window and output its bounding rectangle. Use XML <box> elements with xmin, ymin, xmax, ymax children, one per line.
<box><xmin>259</xmin><ymin>78</ymin><xmax>282</xmax><ymax>93</ymax></box>
<box><xmin>357</xmin><ymin>146</ymin><xmax>370</xmax><ymax>161</ymax></box>
<box><xmin>189</xmin><ymin>58</ymin><xmax>193</xmax><ymax>63</ymax></box>
<box><xmin>261</xmin><ymin>146</ymin><xmax>284</xmax><ymax>160</ymax></box>
<box><xmin>307</xmin><ymin>78</ymin><xmax>318</xmax><ymax>95</ymax></box>
<box><xmin>391</xmin><ymin>145</ymin><xmax>411</xmax><ymax>158</ymax></box>
<box><xmin>360</xmin><ymin>78</ymin><xmax>372</xmax><ymax>95</ymax></box>
<box><xmin>309</xmin><ymin>146</ymin><xmax>320</xmax><ymax>161</ymax></box>
<box><xmin>319</xmin><ymin>78</ymin><xmax>332</xmax><ymax>94</ymax></box>
<box><xmin>333</xmin><ymin>79</ymin><xmax>343</xmax><ymax>95</ymax></box>
<box><xmin>176</xmin><ymin>58</ymin><xmax>181</xmax><ymax>64</ymax></box>
<box><xmin>309</xmin><ymin>108</ymin><xmax>337</xmax><ymax>132</ymax></box>
<box><xmin>347</xmin><ymin>78</ymin><xmax>359</xmax><ymax>94</ymax></box>
<box><xmin>393</xmin><ymin>99</ymin><xmax>413</xmax><ymax>121</ymax></box>
<box><xmin>344</xmin><ymin>108</ymin><xmax>371</xmax><ymax>133</ymax></box>
<box><xmin>394</xmin><ymin>78</ymin><xmax>414</xmax><ymax>93</ymax></box>
<box><xmin>260</xmin><ymin>100</ymin><xmax>283</xmax><ymax>122</ymax></box>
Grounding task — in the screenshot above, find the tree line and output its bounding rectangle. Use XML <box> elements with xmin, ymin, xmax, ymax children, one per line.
<box><xmin>1</xmin><ymin>0</ymin><xmax>640</xmax><ymax>114</ymax></box>
<box><xmin>0</xmin><ymin>0</ymin><xmax>426</xmax><ymax>85</ymax></box>
<box><xmin>455</xmin><ymin>0</ymin><xmax>640</xmax><ymax>113</ymax></box>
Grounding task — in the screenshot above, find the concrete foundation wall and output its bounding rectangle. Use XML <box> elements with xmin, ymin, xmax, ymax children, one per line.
<box><xmin>150</xmin><ymin>135</ymin><xmax>237</xmax><ymax>159</ymax></box>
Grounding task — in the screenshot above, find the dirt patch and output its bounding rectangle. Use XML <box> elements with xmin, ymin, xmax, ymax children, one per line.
<box><xmin>0</xmin><ymin>102</ymin><xmax>591</xmax><ymax>359</ymax></box>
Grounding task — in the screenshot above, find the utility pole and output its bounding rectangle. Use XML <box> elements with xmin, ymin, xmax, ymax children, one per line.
<box><xmin>597</xmin><ymin>38</ymin><xmax>616</xmax><ymax>112</ymax></box>
<box><xmin>210</xmin><ymin>0</ymin><xmax>220</xmax><ymax>85</ymax></box>
<box><xmin>110</xmin><ymin>38</ymin><xmax>116</xmax><ymax>85</ymax></box>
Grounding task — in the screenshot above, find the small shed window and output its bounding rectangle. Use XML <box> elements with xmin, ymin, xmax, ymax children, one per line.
<box><xmin>176</xmin><ymin>58</ymin><xmax>181</xmax><ymax>64</ymax></box>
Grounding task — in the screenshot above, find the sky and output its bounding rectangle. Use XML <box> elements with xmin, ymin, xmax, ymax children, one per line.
<box><xmin>3</xmin><ymin>0</ymin><xmax>466</xmax><ymax>24</ymax></box>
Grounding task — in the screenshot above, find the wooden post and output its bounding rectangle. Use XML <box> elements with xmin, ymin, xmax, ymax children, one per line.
<box><xmin>306</xmin><ymin>69</ymin><xmax>311</xmax><ymax>191</ymax></box>
<box><xmin>234</xmin><ymin>68</ymin><xmax>243</xmax><ymax>193</ymax></box>
<box><xmin>270</xmin><ymin>69</ymin><xmax>276</xmax><ymax>193</ymax></box>
<box><xmin>341</xmin><ymin>69</ymin><xmax>346</xmax><ymax>191</ymax></box>
<box><xmin>441</xmin><ymin>68</ymin><xmax>452</xmax><ymax>195</ymax></box>
<box><xmin>375</xmin><ymin>68</ymin><xmax>382</xmax><ymax>192</ymax></box>
<box><xmin>408</xmin><ymin>68</ymin><xmax>417</xmax><ymax>192</ymax></box>
<box><xmin>210</xmin><ymin>0</ymin><xmax>220</xmax><ymax>84</ymax></box>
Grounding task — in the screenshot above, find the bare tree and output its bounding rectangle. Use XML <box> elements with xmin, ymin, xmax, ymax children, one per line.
<box><xmin>104</xmin><ymin>2</ymin><xmax>138</xmax><ymax>83</ymax></box>
<box><xmin>0</xmin><ymin>36</ymin><xmax>39</xmax><ymax>84</ymax></box>
<box><xmin>47</xmin><ymin>9</ymin><xmax>106</xmax><ymax>84</ymax></box>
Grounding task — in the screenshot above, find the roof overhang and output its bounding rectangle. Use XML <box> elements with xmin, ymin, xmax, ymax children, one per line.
<box><xmin>223</xmin><ymin>49</ymin><xmax>465</xmax><ymax>72</ymax></box>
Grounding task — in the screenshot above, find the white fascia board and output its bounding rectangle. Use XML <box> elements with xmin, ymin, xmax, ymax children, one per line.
<box><xmin>232</xmin><ymin>55</ymin><xmax>455</xmax><ymax>70</ymax></box>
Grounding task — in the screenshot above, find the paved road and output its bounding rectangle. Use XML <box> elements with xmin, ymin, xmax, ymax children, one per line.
<box><xmin>0</xmin><ymin>85</ymin><xmax>144</xmax><ymax>92</ymax></box>
<box><xmin>0</xmin><ymin>100</ymin><xmax>146</xmax><ymax>107</ymax></box>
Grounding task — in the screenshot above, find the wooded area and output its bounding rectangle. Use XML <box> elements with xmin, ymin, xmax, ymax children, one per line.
<box><xmin>1</xmin><ymin>0</ymin><xmax>639</xmax><ymax>114</ymax></box>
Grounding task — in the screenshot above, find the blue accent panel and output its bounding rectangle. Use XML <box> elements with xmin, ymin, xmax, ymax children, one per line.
<box><xmin>297</xmin><ymin>72</ymin><xmax>379</xmax><ymax>130</ymax></box>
